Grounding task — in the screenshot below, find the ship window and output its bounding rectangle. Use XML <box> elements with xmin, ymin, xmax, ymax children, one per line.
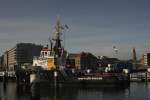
<box><xmin>41</xmin><ymin>52</ymin><xmax>44</xmax><ymax>57</ymax></box>
<box><xmin>45</xmin><ymin>52</ymin><xmax>47</xmax><ymax>56</ymax></box>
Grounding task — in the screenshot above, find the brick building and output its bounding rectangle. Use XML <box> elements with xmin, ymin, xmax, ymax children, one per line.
<box><xmin>66</xmin><ymin>52</ymin><xmax>98</xmax><ymax>70</ymax></box>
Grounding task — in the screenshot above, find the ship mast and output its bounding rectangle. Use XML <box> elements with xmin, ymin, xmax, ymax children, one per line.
<box><xmin>53</xmin><ymin>16</ymin><xmax>63</xmax><ymax>57</ymax></box>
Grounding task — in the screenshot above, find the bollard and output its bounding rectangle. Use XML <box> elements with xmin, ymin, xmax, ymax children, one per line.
<box><xmin>145</xmin><ymin>72</ymin><xmax>148</xmax><ymax>83</ymax></box>
<box><xmin>3</xmin><ymin>71</ymin><xmax>8</xmax><ymax>85</ymax></box>
<box><xmin>30</xmin><ymin>74</ymin><xmax>36</xmax><ymax>84</ymax></box>
<box><xmin>54</xmin><ymin>70</ymin><xmax>58</xmax><ymax>88</ymax></box>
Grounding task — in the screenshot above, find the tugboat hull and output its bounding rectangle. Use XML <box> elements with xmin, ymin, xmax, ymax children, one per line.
<box><xmin>30</xmin><ymin>70</ymin><xmax>130</xmax><ymax>88</ymax></box>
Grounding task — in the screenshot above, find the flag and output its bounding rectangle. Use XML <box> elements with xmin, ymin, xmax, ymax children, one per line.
<box><xmin>64</xmin><ymin>24</ymin><xmax>69</xmax><ymax>29</ymax></box>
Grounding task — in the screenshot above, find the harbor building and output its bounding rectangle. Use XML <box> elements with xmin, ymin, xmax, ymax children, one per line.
<box><xmin>0</xmin><ymin>55</ymin><xmax>4</xmax><ymax>71</ymax></box>
<box><xmin>3</xmin><ymin>43</ymin><xmax>43</xmax><ymax>71</ymax></box>
<box><xmin>67</xmin><ymin>52</ymin><xmax>98</xmax><ymax>70</ymax></box>
<box><xmin>98</xmin><ymin>56</ymin><xmax>119</xmax><ymax>67</ymax></box>
<box><xmin>66</xmin><ymin>54</ymin><xmax>77</xmax><ymax>68</ymax></box>
<box><xmin>141</xmin><ymin>54</ymin><xmax>145</xmax><ymax>65</ymax></box>
<box><xmin>3</xmin><ymin>51</ymin><xmax>8</xmax><ymax>70</ymax></box>
<box><xmin>143</xmin><ymin>53</ymin><xmax>150</xmax><ymax>67</ymax></box>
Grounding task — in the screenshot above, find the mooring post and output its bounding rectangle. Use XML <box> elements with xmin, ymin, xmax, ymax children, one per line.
<box><xmin>54</xmin><ymin>70</ymin><xmax>57</xmax><ymax>88</ymax></box>
<box><xmin>53</xmin><ymin>70</ymin><xmax>58</xmax><ymax>100</ymax></box>
<box><xmin>3</xmin><ymin>71</ymin><xmax>8</xmax><ymax>86</ymax></box>
<box><xmin>145</xmin><ymin>72</ymin><xmax>148</xmax><ymax>83</ymax></box>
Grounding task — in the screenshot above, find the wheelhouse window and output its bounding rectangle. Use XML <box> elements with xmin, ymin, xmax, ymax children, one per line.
<box><xmin>45</xmin><ymin>52</ymin><xmax>47</xmax><ymax>56</ymax></box>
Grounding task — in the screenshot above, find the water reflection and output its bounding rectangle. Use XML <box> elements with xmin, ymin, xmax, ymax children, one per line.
<box><xmin>0</xmin><ymin>82</ymin><xmax>31</xmax><ymax>100</ymax></box>
<box><xmin>30</xmin><ymin>83</ymin><xmax>129</xmax><ymax>100</ymax></box>
<box><xmin>31</xmin><ymin>84</ymin><xmax>79</xmax><ymax>100</ymax></box>
<box><xmin>1</xmin><ymin>82</ymin><xmax>150</xmax><ymax>100</ymax></box>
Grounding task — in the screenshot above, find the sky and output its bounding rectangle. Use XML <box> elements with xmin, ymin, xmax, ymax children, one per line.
<box><xmin>0</xmin><ymin>0</ymin><xmax>150</xmax><ymax>60</ymax></box>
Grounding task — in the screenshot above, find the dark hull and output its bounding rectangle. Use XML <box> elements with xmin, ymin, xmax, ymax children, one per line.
<box><xmin>31</xmin><ymin>80</ymin><xmax>129</xmax><ymax>99</ymax></box>
<box><xmin>38</xmin><ymin>80</ymin><xmax>129</xmax><ymax>88</ymax></box>
<box><xmin>31</xmin><ymin>74</ymin><xmax>130</xmax><ymax>88</ymax></box>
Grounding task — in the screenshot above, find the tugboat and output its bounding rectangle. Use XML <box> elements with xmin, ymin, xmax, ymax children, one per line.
<box><xmin>31</xmin><ymin>17</ymin><xmax>130</xmax><ymax>88</ymax></box>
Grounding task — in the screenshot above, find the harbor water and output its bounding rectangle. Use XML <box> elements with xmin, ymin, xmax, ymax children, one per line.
<box><xmin>0</xmin><ymin>82</ymin><xmax>150</xmax><ymax>100</ymax></box>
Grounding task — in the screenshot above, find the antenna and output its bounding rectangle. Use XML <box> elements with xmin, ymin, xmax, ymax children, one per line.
<box><xmin>52</xmin><ymin>16</ymin><xmax>69</xmax><ymax>57</ymax></box>
<box><xmin>52</xmin><ymin>16</ymin><xmax>63</xmax><ymax>57</ymax></box>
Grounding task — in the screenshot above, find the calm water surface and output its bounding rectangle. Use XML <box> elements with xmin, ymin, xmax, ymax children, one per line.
<box><xmin>0</xmin><ymin>82</ymin><xmax>150</xmax><ymax>100</ymax></box>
